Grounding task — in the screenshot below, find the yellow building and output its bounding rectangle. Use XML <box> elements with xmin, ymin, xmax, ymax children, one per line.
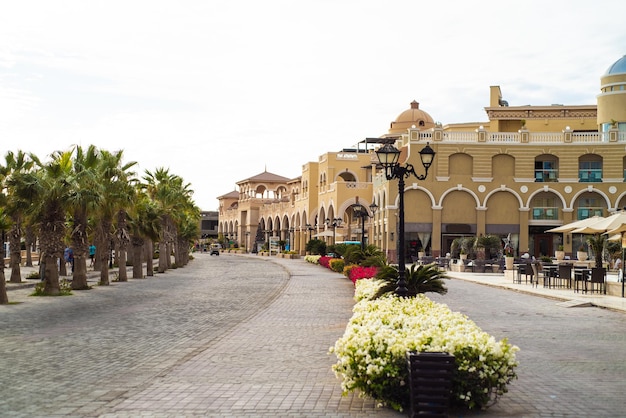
<box><xmin>218</xmin><ymin>54</ymin><xmax>626</xmax><ymax>260</ymax></box>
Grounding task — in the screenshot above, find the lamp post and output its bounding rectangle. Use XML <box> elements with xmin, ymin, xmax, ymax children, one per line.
<box><xmin>376</xmin><ymin>142</ymin><xmax>435</xmax><ymax>296</ymax></box>
<box><xmin>325</xmin><ymin>217</ymin><xmax>342</xmax><ymax>245</ymax></box>
<box><xmin>245</xmin><ymin>231</ymin><xmax>250</xmax><ymax>253</ymax></box>
<box><xmin>353</xmin><ymin>201</ymin><xmax>378</xmax><ymax>250</ymax></box>
<box><xmin>306</xmin><ymin>223</ymin><xmax>313</xmax><ymax>241</ymax></box>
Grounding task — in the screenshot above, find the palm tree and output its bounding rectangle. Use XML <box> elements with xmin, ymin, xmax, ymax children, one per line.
<box><xmin>143</xmin><ymin>168</ymin><xmax>196</xmax><ymax>273</ymax></box>
<box><xmin>66</xmin><ymin>145</ymin><xmax>102</xmax><ymax>289</ymax></box>
<box><xmin>373</xmin><ymin>263</ymin><xmax>448</xmax><ymax>299</ymax></box>
<box><xmin>92</xmin><ymin>150</ymin><xmax>137</xmax><ymax>286</ymax></box>
<box><xmin>587</xmin><ymin>234</ymin><xmax>608</xmax><ymax>269</ymax></box>
<box><xmin>2</xmin><ymin>150</ymin><xmax>36</xmax><ymax>283</ymax></box>
<box><xmin>128</xmin><ymin>195</ymin><xmax>161</xmax><ymax>278</ymax></box>
<box><xmin>0</xmin><ymin>207</ymin><xmax>11</xmax><ymax>304</ymax></box>
<box><xmin>21</xmin><ymin>151</ymin><xmax>73</xmax><ymax>295</ymax></box>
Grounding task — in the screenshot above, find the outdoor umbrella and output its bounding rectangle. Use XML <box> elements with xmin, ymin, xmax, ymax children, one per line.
<box><xmin>545</xmin><ymin>216</ymin><xmax>604</xmax><ymax>233</ymax></box>
<box><xmin>571</xmin><ymin>211</ymin><xmax>626</xmax><ymax>235</ymax></box>
<box><xmin>312</xmin><ymin>230</ymin><xmax>344</xmax><ymax>238</ymax></box>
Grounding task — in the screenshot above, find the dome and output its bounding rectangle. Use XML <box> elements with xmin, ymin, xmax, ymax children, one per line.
<box><xmin>388</xmin><ymin>100</ymin><xmax>436</xmax><ymax>134</ymax></box>
<box><xmin>604</xmin><ymin>55</ymin><xmax>626</xmax><ymax>76</ymax></box>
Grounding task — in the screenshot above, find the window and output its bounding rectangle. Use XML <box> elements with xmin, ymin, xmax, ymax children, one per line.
<box><xmin>534</xmin><ymin>158</ymin><xmax>558</xmax><ymax>182</ymax></box>
<box><xmin>579</xmin><ymin>160</ymin><xmax>602</xmax><ymax>182</ymax></box>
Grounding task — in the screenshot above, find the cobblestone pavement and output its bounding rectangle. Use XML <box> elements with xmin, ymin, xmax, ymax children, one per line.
<box><xmin>1</xmin><ymin>255</ymin><xmax>400</xmax><ymax>418</ymax></box>
<box><xmin>2</xmin><ymin>255</ymin><xmax>626</xmax><ymax>417</ymax></box>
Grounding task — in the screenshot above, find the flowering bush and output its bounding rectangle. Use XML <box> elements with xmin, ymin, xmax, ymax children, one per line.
<box><xmin>347</xmin><ymin>265</ymin><xmax>379</xmax><ymax>284</ymax></box>
<box><xmin>353</xmin><ymin>278</ymin><xmax>385</xmax><ymax>301</ymax></box>
<box><xmin>329</xmin><ymin>258</ymin><xmax>345</xmax><ymax>273</ymax></box>
<box><xmin>318</xmin><ymin>256</ymin><xmax>333</xmax><ymax>268</ymax></box>
<box><xmin>305</xmin><ymin>255</ymin><xmax>321</xmax><ymax>264</ymax></box>
<box><xmin>331</xmin><ymin>288</ymin><xmax>519</xmax><ymax>411</ymax></box>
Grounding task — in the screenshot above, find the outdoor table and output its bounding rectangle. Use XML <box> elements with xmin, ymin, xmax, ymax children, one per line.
<box><xmin>542</xmin><ymin>265</ymin><xmax>558</xmax><ymax>288</ymax></box>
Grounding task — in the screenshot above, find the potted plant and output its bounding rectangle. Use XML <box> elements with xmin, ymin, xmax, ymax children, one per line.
<box><xmin>555</xmin><ymin>245</ymin><xmax>565</xmax><ymax>261</ymax></box>
<box><xmin>577</xmin><ymin>244</ymin><xmax>588</xmax><ymax>262</ymax></box>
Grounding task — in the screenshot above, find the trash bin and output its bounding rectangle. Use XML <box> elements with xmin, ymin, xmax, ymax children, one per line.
<box><xmin>406</xmin><ymin>351</ymin><xmax>455</xmax><ymax>417</ymax></box>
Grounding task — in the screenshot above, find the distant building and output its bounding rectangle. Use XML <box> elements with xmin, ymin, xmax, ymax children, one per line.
<box><xmin>217</xmin><ymin>54</ymin><xmax>626</xmax><ymax>260</ymax></box>
<box><xmin>199</xmin><ymin>211</ymin><xmax>219</xmax><ymax>240</ymax></box>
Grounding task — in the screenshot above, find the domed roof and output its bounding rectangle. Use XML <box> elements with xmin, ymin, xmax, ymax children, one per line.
<box><xmin>604</xmin><ymin>55</ymin><xmax>626</xmax><ymax>76</ymax></box>
<box><xmin>388</xmin><ymin>100</ymin><xmax>436</xmax><ymax>134</ymax></box>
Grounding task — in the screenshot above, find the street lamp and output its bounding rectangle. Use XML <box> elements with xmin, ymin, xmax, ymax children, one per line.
<box><xmin>325</xmin><ymin>217</ymin><xmax>342</xmax><ymax>245</ymax></box>
<box><xmin>376</xmin><ymin>141</ymin><xmax>435</xmax><ymax>296</ymax></box>
<box><xmin>353</xmin><ymin>201</ymin><xmax>378</xmax><ymax>250</ymax></box>
<box><xmin>305</xmin><ymin>223</ymin><xmax>313</xmax><ymax>241</ymax></box>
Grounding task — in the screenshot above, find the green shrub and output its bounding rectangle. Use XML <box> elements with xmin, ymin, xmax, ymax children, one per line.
<box><xmin>306</xmin><ymin>239</ymin><xmax>327</xmax><ymax>255</ymax></box>
<box><xmin>31</xmin><ymin>279</ymin><xmax>72</xmax><ymax>296</ymax></box>
<box><xmin>329</xmin><ymin>258</ymin><xmax>345</xmax><ymax>273</ymax></box>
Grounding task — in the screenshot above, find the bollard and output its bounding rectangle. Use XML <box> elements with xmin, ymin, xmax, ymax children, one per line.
<box><xmin>406</xmin><ymin>351</ymin><xmax>455</xmax><ymax>417</ymax></box>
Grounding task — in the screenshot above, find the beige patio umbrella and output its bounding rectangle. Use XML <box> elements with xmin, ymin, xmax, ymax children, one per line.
<box><xmin>312</xmin><ymin>230</ymin><xmax>344</xmax><ymax>238</ymax></box>
<box><xmin>571</xmin><ymin>211</ymin><xmax>626</xmax><ymax>235</ymax></box>
<box><xmin>545</xmin><ymin>216</ymin><xmax>605</xmax><ymax>233</ymax></box>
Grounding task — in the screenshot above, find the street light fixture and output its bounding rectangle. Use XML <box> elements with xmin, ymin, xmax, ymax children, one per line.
<box><xmin>325</xmin><ymin>217</ymin><xmax>343</xmax><ymax>245</ymax></box>
<box><xmin>352</xmin><ymin>201</ymin><xmax>378</xmax><ymax>250</ymax></box>
<box><xmin>375</xmin><ymin>141</ymin><xmax>435</xmax><ymax>296</ymax></box>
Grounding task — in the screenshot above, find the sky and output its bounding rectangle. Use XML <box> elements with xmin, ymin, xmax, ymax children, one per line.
<box><xmin>1</xmin><ymin>1</ymin><xmax>626</xmax><ymax>211</ymax></box>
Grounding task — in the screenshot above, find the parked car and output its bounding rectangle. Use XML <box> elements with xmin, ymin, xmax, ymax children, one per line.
<box><xmin>210</xmin><ymin>244</ymin><xmax>221</xmax><ymax>256</ymax></box>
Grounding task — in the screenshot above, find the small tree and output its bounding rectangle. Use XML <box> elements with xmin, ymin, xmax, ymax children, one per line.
<box><xmin>372</xmin><ymin>263</ymin><xmax>448</xmax><ymax>299</ymax></box>
<box><xmin>305</xmin><ymin>239</ymin><xmax>327</xmax><ymax>255</ymax></box>
<box><xmin>587</xmin><ymin>234</ymin><xmax>607</xmax><ymax>269</ymax></box>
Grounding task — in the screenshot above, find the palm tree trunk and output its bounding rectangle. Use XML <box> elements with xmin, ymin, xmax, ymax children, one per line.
<box><xmin>145</xmin><ymin>240</ymin><xmax>154</xmax><ymax>277</ymax></box>
<box><xmin>25</xmin><ymin>225</ymin><xmax>35</xmax><ymax>267</ymax></box>
<box><xmin>99</xmin><ymin>221</ymin><xmax>112</xmax><ymax>286</ymax></box>
<box><xmin>71</xmin><ymin>210</ymin><xmax>90</xmax><ymax>290</ymax></box>
<box><xmin>118</xmin><ymin>248</ymin><xmax>128</xmax><ymax>281</ymax></box>
<box><xmin>43</xmin><ymin>253</ymin><xmax>60</xmax><ymax>295</ymax></box>
<box><xmin>131</xmin><ymin>236</ymin><xmax>143</xmax><ymax>279</ymax></box>
<box><xmin>9</xmin><ymin>223</ymin><xmax>22</xmax><ymax>283</ymax></box>
<box><xmin>0</xmin><ymin>259</ymin><xmax>8</xmax><ymax>304</ymax></box>
<box><xmin>158</xmin><ymin>240</ymin><xmax>167</xmax><ymax>273</ymax></box>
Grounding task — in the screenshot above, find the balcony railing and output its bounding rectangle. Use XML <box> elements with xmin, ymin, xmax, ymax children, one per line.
<box><xmin>425</xmin><ymin>130</ymin><xmax>626</xmax><ymax>144</ymax></box>
<box><xmin>532</xmin><ymin>207</ymin><xmax>559</xmax><ymax>220</ymax></box>
<box><xmin>534</xmin><ymin>169</ymin><xmax>558</xmax><ymax>182</ymax></box>
<box><xmin>578</xmin><ymin>169</ymin><xmax>602</xmax><ymax>182</ymax></box>
<box><xmin>577</xmin><ymin>207</ymin><xmax>604</xmax><ymax>218</ymax></box>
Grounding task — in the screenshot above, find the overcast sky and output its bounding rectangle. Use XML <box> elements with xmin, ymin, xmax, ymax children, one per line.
<box><xmin>1</xmin><ymin>0</ymin><xmax>625</xmax><ymax>210</ymax></box>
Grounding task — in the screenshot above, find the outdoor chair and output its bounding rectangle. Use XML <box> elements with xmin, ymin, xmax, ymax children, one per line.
<box><xmin>530</xmin><ymin>263</ymin><xmax>542</xmax><ymax>287</ymax></box>
<box><xmin>518</xmin><ymin>262</ymin><xmax>534</xmax><ymax>284</ymax></box>
<box><xmin>586</xmin><ymin>267</ymin><xmax>606</xmax><ymax>294</ymax></box>
<box><xmin>557</xmin><ymin>264</ymin><xmax>573</xmax><ymax>288</ymax></box>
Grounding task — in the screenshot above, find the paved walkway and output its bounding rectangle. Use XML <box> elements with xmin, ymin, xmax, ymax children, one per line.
<box><xmin>3</xmin><ymin>255</ymin><xmax>626</xmax><ymax>417</ymax></box>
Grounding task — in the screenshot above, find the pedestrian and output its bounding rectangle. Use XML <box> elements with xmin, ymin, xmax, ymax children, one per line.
<box><xmin>89</xmin><ymin>244</ymin><xmax>96</xmax><ymax>266</ymax></box>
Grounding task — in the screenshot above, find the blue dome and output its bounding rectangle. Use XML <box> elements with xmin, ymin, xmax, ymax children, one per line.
<box><xmin>605</xmin><ymin>55</ymin><xmax>626</xmax><ymax>75</ymax></box>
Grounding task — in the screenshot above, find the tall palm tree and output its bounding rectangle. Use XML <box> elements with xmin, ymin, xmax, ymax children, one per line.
<box><xmin>143</xmin><ymin>168</ymin><xmax>193</xmax><ymax>273</ymax></box>
<box><xmin>0</xmin><ymin>207</ymin><xmax>11</xmax><ymax>304</ymax></box>
<box><xmin>2</xmin><ymin>150</ymin><xmax>36</xmax><ymax>283</ymax></box>
<box><xmin>66</xmin><ymin>145</ymin><xmax>102</xmax><ymax>290</ymax></box>
<box><xmin>127</xmin><ymin>194</ymin><xmax>161</xmax><ymax>278</ymax></box>
<box><xmin>92</xmin><ymin>150</ymin><xmax>137</xmax><ymax>286</ymax></box>
<box><xmin>21</xmin><ymin>151</ymin><xmax>73</xmax><ymax>295</ymax></box>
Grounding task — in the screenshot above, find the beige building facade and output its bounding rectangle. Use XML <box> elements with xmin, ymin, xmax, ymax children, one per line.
<box><xmin>218</xmin><ymin>54</ymin><xmax>626</xmax><ymax>261</ymax></box>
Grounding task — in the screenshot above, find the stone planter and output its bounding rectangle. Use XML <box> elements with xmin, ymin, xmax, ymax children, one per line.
<box><xmin>505</xmin><ymin>256</ymin><xmax>514</xmax><ymax>270</ymax></box>
<box><xmin>555</xmin><ymin>251</ymin><xmax>565</xmax><ymax>261</ymax></box>
<box><xmin>577</xmin><ymin>251</ymin><xmax>588</xmax><ymax>261</ymax></box>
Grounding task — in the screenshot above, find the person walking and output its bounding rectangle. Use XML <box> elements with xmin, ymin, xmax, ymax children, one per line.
<box><xmin>89</xmin><ymin>244</ymin><xmax>96</xmax><ymax>267</ymax></box>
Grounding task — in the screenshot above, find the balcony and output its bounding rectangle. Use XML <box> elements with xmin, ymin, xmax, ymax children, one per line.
<box><xmin>577</xmin><ymin>207</ymin><xmax>604</xmax><ymax>218</ymax></box>
<box><xmin>578</xmin><ymin>169</ymin><xmax>602</xmax><ymax>182</ymax></box>
<box><xmin>534</xmin><ymin>169</ymin><xmax>558</xmax><ymax>182</ymax></box>
<box><xmin>532</xmin><ymin>207</ymin><xmax>559</xmax><ymax>220</ymax></box>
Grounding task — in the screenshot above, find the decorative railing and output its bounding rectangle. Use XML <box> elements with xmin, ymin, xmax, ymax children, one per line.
<box><xmin>427</xmin><ymin>130</ymin><xmax>626</xmax><ymax>144</ymax></box>
<box><xmin>531</xmin><ymin>207</ymin><xmax>559</xmax><ymax>220</ymax></box>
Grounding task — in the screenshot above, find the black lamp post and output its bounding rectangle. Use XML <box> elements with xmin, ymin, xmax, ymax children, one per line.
<box><xmin>353</xmin><ymin>202</ymin><xmax>378</xmax><ymax>250</ymax></box>
<box><xmin>376</xmin><ymin>142</ymin><xmax>435</xmax><ymax>296</ymax></box>
<box><xmin>325</xmin><ymin>217</ymin><xmax>342</xmax><ymax>245</ymax></box>
<box><xmin>306</xmin><ymin>223</ymin><xmax>313</xmax><ymax>241</ymax></box>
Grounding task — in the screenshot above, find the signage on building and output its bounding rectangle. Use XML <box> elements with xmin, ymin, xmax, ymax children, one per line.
<box><xmin>336</xmin><ymin>153</ymin><xmax>358</xmax><ymax>160</ymax></box>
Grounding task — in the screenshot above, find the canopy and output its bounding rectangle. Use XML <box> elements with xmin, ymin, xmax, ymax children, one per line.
<box><xmin>312</xmin><ymin>230</ymin><xmax>344</xmax><ymax>238</ymax></box>
<box><xmin>571</xmin><ymin>212</ymin><xmax>626</xmax><ymax>235</ymax></box>
<box><xmin>545</xmin><ymin>216</ymin><xmax>604</xmax><ymax>233</ymax></box>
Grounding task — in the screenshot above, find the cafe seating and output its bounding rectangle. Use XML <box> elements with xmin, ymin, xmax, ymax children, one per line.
<box><xmin>517</xmin><ymin>262</ymin><xmax>534</xmax><ymax>284</ymax></box>
<box><xmin>574</xmin><ymin>268</ymin><xmax>590</xmax><ymax>292</ymax></box>
<box><xmin>557</xmin><ymin>264</ymin><xmax>573</xmax><ymax>288</ymax></box>
<box><xmin>586</xmin><ymin>267</ymin><xmax>606</xmax><ymax>294</ymax></box>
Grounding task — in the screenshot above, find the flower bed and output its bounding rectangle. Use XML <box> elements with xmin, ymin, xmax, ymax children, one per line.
<box><xmin>330</xmin><ymin>279</ymin><xmax>519</xmax><ymax>411</ymax></box>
